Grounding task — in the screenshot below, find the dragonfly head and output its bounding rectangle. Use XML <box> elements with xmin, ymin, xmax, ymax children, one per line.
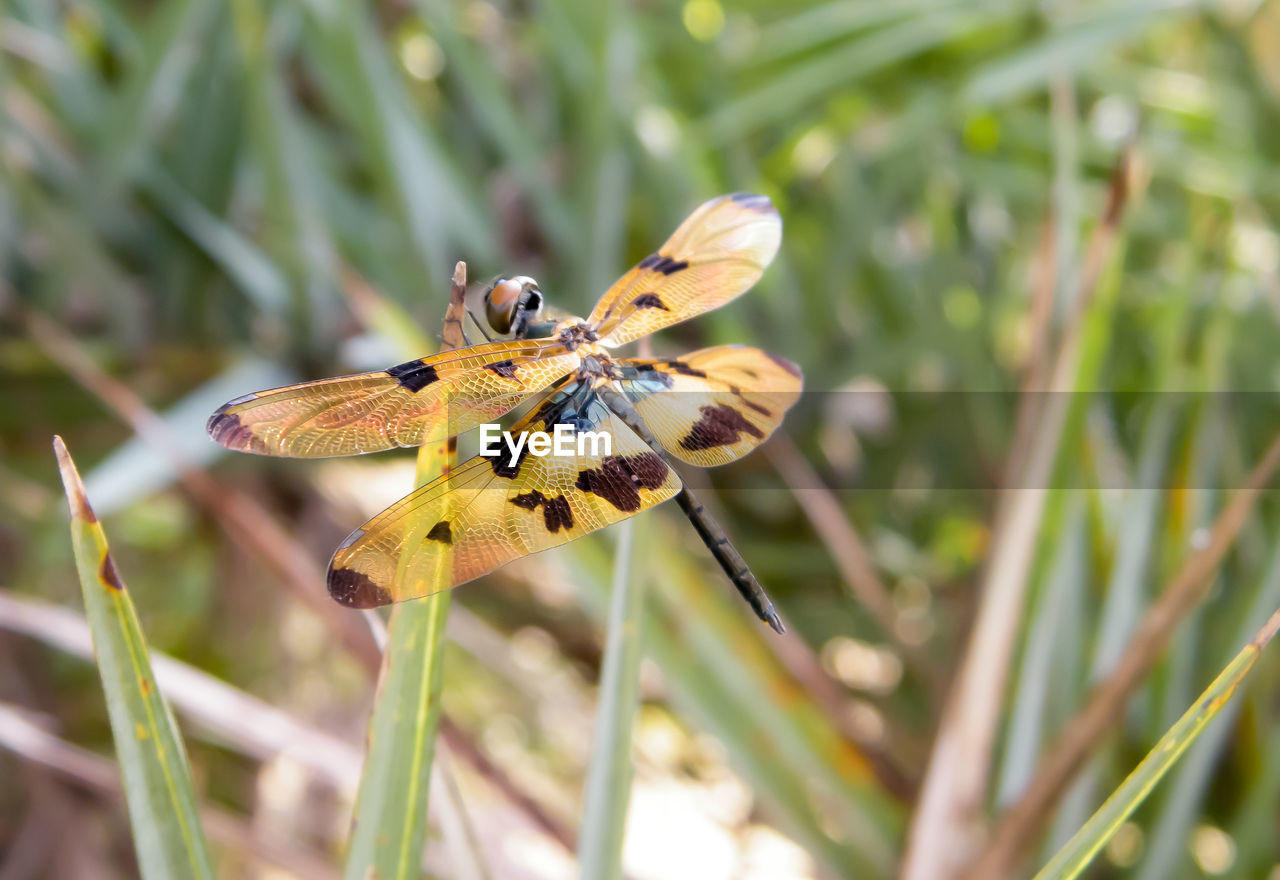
<box><xmin>484</xmin><ymin>275</ymin><xmax>544</xmax><ymax>338</ymax></box>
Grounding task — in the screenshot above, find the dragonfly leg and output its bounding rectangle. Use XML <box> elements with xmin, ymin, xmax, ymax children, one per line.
<box><xmin>465</xmin><ymin>307</ymin><xmax>494</xmax><ymax>342</ymax></box>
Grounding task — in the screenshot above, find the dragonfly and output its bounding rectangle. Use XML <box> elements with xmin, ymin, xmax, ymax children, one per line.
<box><xmin>207</xmin><ymin>193</ymin><xmax>802</xmax><ymax>632</ymax></box>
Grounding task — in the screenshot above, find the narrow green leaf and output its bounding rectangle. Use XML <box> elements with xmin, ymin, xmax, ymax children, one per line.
<box><xmin>1134</xmin><ymin>530</ymin><xmax>1280</xmax><ymax>880</ymax></box>
<box><xmin>996</xmin><ymin>495</ymin><xmax>1088</xmax><ymax>805</ymax></box>
<box><xmin>84</xmin><ymin>0</ymin><xmax>218</xmax><ymax>209</ymax></box>
<box><xmin>306</xmin><ymin>4</ymin><xmax>492</xmax><ymax>273</ymax></box>
<box><xmin>411</xmin><ymin>0</ymin><xmax>579</xmax><ymax>261</ymax></box>
<box><xmin>577</xmin><ymin>517</ymin><xmax>643</xmax><ymax>880</ymax></box>
<box><xmin>702</xmin><ymin>6</ymin><xmax>1000</xmax><ymax>142</ymax></box>
<box><xmin>743</xmin><ymin>0</ymin><xmax>970</xmax><ymax>67</ymax></box>
<box><xmin>52</xmin><ymin>436</ymin><xmax>213</xmax><ymax>880</ymax></box>
<box><xmin>139</xmin><ymin>166</ymin><xmax>291</xmax><ymax>316</ymax></box>
<box><xmin>571</xmin><ymin>521</ymin><xmax>900</xmax><ymax>879</ymax></box>
<box><xmin>343</xmin><ymin>588</ymin><xmax>451</xmax><ymax>879</ymax></box>
<box><xmin>231</xmin><ymin>0</ymin><xmax>344</xmax><ymax>349</ymax></box>
<box><xmin>1033</xmin><ymin>606</ymin><xmax>1280</xmax><ymax>880</ymax></box>
<box><xmin>963</xmin><ymin>0</ymin><xmax>1201</xmax><ymax>106</ymax></box>
<box><xmin>342</xmin><ymin>265</ymin><xmax>464</xmax><ymax>880</ymax></box>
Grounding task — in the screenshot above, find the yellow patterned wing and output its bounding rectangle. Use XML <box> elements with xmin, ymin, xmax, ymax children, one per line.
<box><xmin>326</xmin><ymin>382</ymin><xmax>683</xmax><ymax>606</ymax></box>
<box><xmin>618</xmin><ymin>345</ymin><xmax>803</xmax><ymax>467</ymax></box>
<box><xmin>207</xmin><ymin>340</ymin><xmax>580</xmax><ymax>458</ymax></box>
<box><xmin>587</xmin><ymin>193</ymin><xmax>782</xmax><ymax>348</ymax></box>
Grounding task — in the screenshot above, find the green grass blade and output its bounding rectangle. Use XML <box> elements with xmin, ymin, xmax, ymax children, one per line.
<box><xmin>1032</xmin><ymin>606</ymin><xmax>1280</xmax><ymax>880</ymax></box>
<box><xmin>140</xmin><ymin>158</ymin><xmax>291</xmax><ymax>317</ymax></box>
<box><xmin>343</xmin><ymin>590</ymin><xmax>452</xmax><ymax>879</ymax></box>
<box><xmin>342</xmin><ymin>265</ymin><xmax>463</xmax><ymax>880</ymax></box>
<box><xmin>1133</xmin><ymin>536</ymin><xmax>1280</xmax><ymax>880</ymax></box>
<box><xmin>996</xmin><ymin>495</ymin><xmax>1088</xmax><ymax>804</ymax></box>
<box><xmin>306</xmin><ymin>4</ymin><xmax>491</xmax><ymax>272</ymax></box>
<box><xmin>571</xmin><ymin>520</ymin><xmax>899</xmax><ymax>878</ymax></box>
<box><xmin>963</xmin><ymin>0</ymin><xmax>1200</xmax><ymax>106</ymax></box>
<box><xmin>83</xmin><ymin>0</ymin><xmax>218</xmax><ymax>209</ymax></box>
<box><xmin>743</xmin><ymin>0</ymin><xmax>970</xmax><ymax>67</ymax></box>
<box><xmin>702</xmin><ymin>5</ymin><xmax>1003</xmax><ymax>142</ymax></box>
<box><xmin>52</xmin><ymin>436</ymin><xmax>213</xmax><ymax>880</ymax></box>
<box><xmin>410</xmin><ymin>1</ymin><xmax>578</xmax><ymax>261</ymax></box>
<box><xmin>577</xmin><ymin>517</ymin><xmax>643</xmax><ymax>880</ymax></box>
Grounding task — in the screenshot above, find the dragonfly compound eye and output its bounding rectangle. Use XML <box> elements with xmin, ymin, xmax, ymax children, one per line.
<box><xmin>484</xmin><ymin>277</ymin><xmax>523</xmax><ymax>334</ymax></box>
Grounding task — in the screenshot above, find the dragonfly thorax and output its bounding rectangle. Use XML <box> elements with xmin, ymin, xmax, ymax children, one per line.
<box><xmin>578</xmin><ymin>354</ymin><xmax>619</xmax><ymax>381</ymax></box>
<box><xmin>555</xmin><ymin>320</ymin><xmax>600</xmax><ymax>352</ymax></box>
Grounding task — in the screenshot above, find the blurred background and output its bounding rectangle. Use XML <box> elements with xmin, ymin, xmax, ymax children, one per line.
<box><xmin>4</xmin><ymin>0</ymin><xmax>1280</xmax><ymax>878</ymax></box>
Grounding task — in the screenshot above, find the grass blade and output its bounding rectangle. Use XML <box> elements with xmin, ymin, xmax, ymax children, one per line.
<box><xmin>82</xmin><ymin>0</ymin><xmax>218</xmax><ymax>209</ymax></box>
<box><xmin>342</xmin><ymin>263</ymin><xmax>466</xmax><ymax>880</ymax></box>
<box><xmin>1133</xmin><ymin>529</ymin><xmax>1280</xmax><ymax>880</ymax></box>
<box><xmin>570</xmin><ymin>518</ymin><xmax>900</xmax><ymax>878</ymax></box>
<box><xmin>343</xmin><ymin>590</ymin><xmax>451</xmax><ymax>878</ymax></box>
<box><xmin>963</xmin><ymin>0</ymin><xmax>1200</xmax><ymax>106</ymax></box>
<box><xmin>577</xmin><ymin>517</ymin><xmax>643</xmax><ymax>880</ymax></box>
<box><xmin>140</xmin><ymin>166</ymin><xmax>291</xmax><ymax>317</ymax></box>
<box><xmin>52</xmin><ymin>435</ymin><xmax>214</xmax><ymax>880</ymax></box>
<box><xmin>966</xmin><ymin>432</ymin><xmax>1280</xmax><ymax>879</ymax></box>
<box><xmin>305</xmin><ymin>5</ymin><xmax>491</xmax><ymax>273</ymax></box>
<box><xmin>1032</xmin><ymin>605</ymin><xmax>1280</xmax><ymax>880</ymax></box>
<box><xmin>905</xmin><ymin>152</ymin><xmax>1135</xmax><ymax>880</ymax></box>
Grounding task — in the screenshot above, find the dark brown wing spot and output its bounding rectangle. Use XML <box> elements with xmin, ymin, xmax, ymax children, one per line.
<box><xmin>638</xmin><ymin>254</ymin><xmax>689</xmax><ymax>275</ymax></box>
<box><xmin>542</xmin><ymin>494</ymin><xmax>574</xmax><ymax>532</ymax></box>
<box><xmin>485</xmin><ymin>359</ymin><xmax>519</xmax><ymax>379</ymax></box>
<box><xmin>487</xmin><ymin>437</ymin><xmax>529</xmax><ymax>479</ymax></box>
<box><xmin>575</xmin><ymin>453</ymin><xmax>669</xmax><ymax>512</ymax></box>
<box><xmin>628</xmin><ymin>453</ymin><xmax>670</xmax><ymax>490</ymax></box>
<box><xmin>511</xmin><ymin>490</ymin><xmax>544</xmax><ymax>510</ymax></box>
<box><xmin>328</xmin><ymin>567</ymin><xmax>392</xmax><ymax>608</ymax></box>
<box><xmin>730</xmin><ymin>386</ymin><xmax>772</xmax><ymax>416</ymax></box>
<box><xmin>510</xmin><ymin>490</ymin><xmax>575</xmax><ymax>533</ymax></box>
<box><xmin>664</xmin><ymin>359</ymin><xmax>708</xmax><ymax>379</ymax></box>
<box><xmin>631</xmin><ymin>293</ymin><xmax>669</xmax><ymax>311</ymax></box>
<box><xmin>680</xmin><ymin>404</ymin><xmax>764</xmax><ymax>451</ymax></box>
<box><xmin>206</xmin><ymin>409</ymin><xmax>269</xmax><ymax>454</ymax></box>
<box><xmin>426</xmin><ymin>520</ymin><xmax>453</xmax><ymax>544</ymax></box>
<box><xmin>387</xmin><ymin>359</ymin><xmax>440</xmax><ymax>391</ymax></box>
<box><xmin>99</xmin><ymin>555</ymin><xmax>124</xmax><ymax>591</ymax></box>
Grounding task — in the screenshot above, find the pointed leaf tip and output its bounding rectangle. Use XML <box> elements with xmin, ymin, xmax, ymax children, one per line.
<box><xmin>53</xmin><ymin>435</ymin><xmax>97</xmax><ymax>523</ymax></box>
<box><xmin>1252</xmin><ymin>606</ymin><xmax>1280</xmax><ymax>649</ymax></box>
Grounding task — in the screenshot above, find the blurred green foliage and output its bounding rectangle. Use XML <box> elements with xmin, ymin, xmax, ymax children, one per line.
<box><xmin>4</xmin><ymin>0</ymin><xmax>1280</xmax><ymax>877</ymax></box>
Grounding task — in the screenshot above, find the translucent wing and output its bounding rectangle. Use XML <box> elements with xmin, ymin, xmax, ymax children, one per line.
<box><xmin>587</xmin><ymin>193</ymin><xmax>782</xmax><ymax>348</ymax></box>
<box><xmin>207</xmin><ymin>340</ymin><xmax>579</xmax><ymax>458</ymax></box>
<box><xmin>618</xmin><ymin>345</ymin><xmax>803</xmax><ymax>467</ymax></box>
<box><xmin>327</xmin><ymin>382</ymin><xmax>683</xmax><ymax>606</ymax></box>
